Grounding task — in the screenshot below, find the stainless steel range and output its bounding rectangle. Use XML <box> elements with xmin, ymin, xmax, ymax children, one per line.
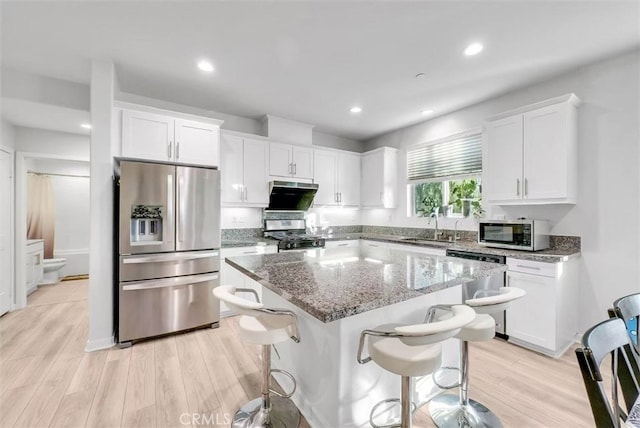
<box><xmin>264</xmin><ymin>219</ymin><xmax>325</xmax><ymax>252</ymax></box>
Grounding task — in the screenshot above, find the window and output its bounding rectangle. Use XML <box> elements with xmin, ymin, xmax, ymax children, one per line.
<box><xmin>407</xmin><ymin>130</ymin><xmax>482</xmax><ymax>218</ymax></box>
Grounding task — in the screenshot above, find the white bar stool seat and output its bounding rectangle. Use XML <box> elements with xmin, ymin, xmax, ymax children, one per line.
<box><xmin>428</xmin><ymin>287</ymin><xmax>526</xmax><ymax>428</ymax></box>
<box><xmin>357</xmin><ymin>305</ymin><xmax>476</xmax><ymax>428</ymax></box>
<box><xmin>214</xmin><ymin>285</ymin><xmax>301</xmax><ymax>428</ymax></box>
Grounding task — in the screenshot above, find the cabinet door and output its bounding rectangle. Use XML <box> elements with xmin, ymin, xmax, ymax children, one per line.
<box><xmin>506</xmin><ymin>271</ymin><xmax>556</xmax><ymax>350</ymax></box>
<box><xmin>221</xmin><ymin>134</ymin><xmax>244</xmax><ymax>204</ymax></box>
<box><xmin>338</xmin><ymin>153</ymin><xmax>361</xmax><ymax>206</ymax></box>
<box><xmin>243</xmin><ymin>138</ymin><xmax>269</xmax><ymax>206</ymax></box>
<box><xmin>361</xmin><ymin>151</ymin><xmax>384</xmax><ymax>207</ymax></box>
<box><xmin>269</xmin><ymin>142</ymin><xmax>293</xmax><ymax>177</ymax></box>
<box><xmin>484</xmin><ymin>115</ymin><xmax>523</xmax><ymax>202</ymax></box>
<box><xmin>174</xmin><ymin>119</ymin><xmax>220</xmax><ymax>167</ymax></box>
<box><xmin>313</xmin><ymin>150</ymin><xmax>338</xmax><ymax>205</ymax></box>
<box><xmin>523</xmin><ymin>104</ymin><xmax>568</xmax><ymax>201</ymax></box>
<box><xmin>122</xmin><ymin>110</ymin><xmax>174</xmax><ymax>162</ymax></box>
<box><xmin>292</xmin><ymin>146</ymin><xmax>314</xmax><ymax>179</ymax></box>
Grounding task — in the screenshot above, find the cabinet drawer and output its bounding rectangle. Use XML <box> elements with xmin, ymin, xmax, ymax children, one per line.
<box><xmin>507</xmin><ymin>258</ymin><xmax>558</xmax><ymax>278</ymax></box>
<box><xmin>325</xmin><ymin>240</ymin><xmax>359</xmax><ymax>249</ymax></box>
<box><xmin>221</xmin><ymin>245</ymin><xmax>277</xmax><ymax>258</ymax></box>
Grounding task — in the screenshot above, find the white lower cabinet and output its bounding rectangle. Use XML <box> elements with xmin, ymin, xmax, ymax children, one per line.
<box><xmin>385</xmin><ymin>242</ymin><xmax>446</xmax><ymax>256</ymax></box>
<box><xmin>26</xmin><ymin>241</ymin><xmax>44</xmax><ymax>294</ymax></box>
<box><xmin>505</xmin><ymin>257</ymin><xmax>579</xmax><ymax>357</ymax></box>
<box><xmin>219</xmin><ymin>245</ymin><xmax>277</xmax><ymax>316</ymax></box>
<box><xmin>324</xmin><ymin>240</ymin><xmax>359</xmax><ymax>249</ymax></box>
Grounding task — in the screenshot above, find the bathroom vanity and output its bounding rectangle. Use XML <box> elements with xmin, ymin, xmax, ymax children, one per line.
<box><xmin>25</xmin><ymin>239</ymin><xmax>44</xmax><ymax>294</ymax></box>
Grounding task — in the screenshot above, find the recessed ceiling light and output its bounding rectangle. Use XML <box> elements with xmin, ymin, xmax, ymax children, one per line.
<box><xmin>80</xmin><ymin>123</ymin><xmax>92</xmax><ymax>130</ymax></box>
<box><xmin>421</xmin><ymin>109</ymin><xmax>434</xmax><ymax>116</ymax></box>
<box><xmin>197</xmin><ymin>60</ymin><xmax>214</xmax><ymax>72</ymax></box>
<box><xmin>350</xmin><ymin>106</ymin><xmax>362</xmax><ymax>114</ymax></box>
<box><xmin>464</xmin><ymin>42</ymin><xmax>484</xmax><ymax>56</ymax></box>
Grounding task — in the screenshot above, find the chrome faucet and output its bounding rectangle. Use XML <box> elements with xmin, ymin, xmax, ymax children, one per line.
<box><xmin>454</xmin><ymin>220</ymin><xmax>461</xmax><ymax>243</ymax></box>
<box><xmin>429</xmin><ymin>210</ymin><xmax>440</xmax><ymax>240</ymax></box>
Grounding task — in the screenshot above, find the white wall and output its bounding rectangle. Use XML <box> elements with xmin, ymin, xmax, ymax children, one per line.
<box><xmin>363</xmin><ymin>49</ymin><xmax>640</xmax><ymax>332</ymax></box>
<box><xmin>15</xmin><ymin>127</ymin><xmax>89</xmax><ymax>159</ymax></box>
<box><xmin>0</xmin><ymin>119</ymin><xmax>15</xmax><ymax>149</ymax></box>
<box><xmin>313</xmin><ymin>131</ymin><xmax>362</xmax><ymax>152</ymax></box>
<box><xmin>27</xmin><ymin>158</ymin><xmax>90</xmax><ymax>276</ymax></box>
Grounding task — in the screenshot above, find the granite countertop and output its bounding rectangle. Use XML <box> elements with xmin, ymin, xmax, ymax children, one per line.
<box><xmin>226</xmin><ymin>246</ymin><xmax>507</xmax><ymax>323</ymax></box>
<box><xmin>319</xmin><ymin>233</ymin><xmax>580</xmax><ymax>263</ymax></box>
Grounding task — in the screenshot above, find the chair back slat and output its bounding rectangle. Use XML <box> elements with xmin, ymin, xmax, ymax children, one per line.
<box><xmin>577</xmin><ymin>318</ymin><xmax>640</xmax><ymax>428</ymax></box>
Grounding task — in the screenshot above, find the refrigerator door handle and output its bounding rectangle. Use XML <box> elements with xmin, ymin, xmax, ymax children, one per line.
<box><xmin>122</xmin><ymin>251</ymin><xmax>219</xmax><ymax>264</ymax></box>
<box><xmin>167</xmin><ymin>173</ymin><xmax>174</xmax><ymax>245</ymax></box>
<box><xmin>177</xmin><ymin>175</ymin><xmax>184</xmax><ymax>243</ymax></box>
<box><xmin>122</xmin><ymin>273</ymin><xmax>219</xmax><ymax>291</ymax></box>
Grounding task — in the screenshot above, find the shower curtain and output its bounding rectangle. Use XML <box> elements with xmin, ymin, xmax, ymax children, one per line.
<box><xmin>27</xmin><ymin>173</ymin><xmax>55</xmax><ymax>259</ymax></box>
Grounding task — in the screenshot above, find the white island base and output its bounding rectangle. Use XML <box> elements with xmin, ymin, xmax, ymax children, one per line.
<box><xmin>262</xmin><ymin>285</ymin><xmax>462</xmax><ymax>428</ymax></box>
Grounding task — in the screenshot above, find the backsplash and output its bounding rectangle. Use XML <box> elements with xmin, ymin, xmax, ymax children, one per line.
<box><xmin>221</xmin><ymin>225</ymin><xmax>581</xmax><ymax>252</ymax></box>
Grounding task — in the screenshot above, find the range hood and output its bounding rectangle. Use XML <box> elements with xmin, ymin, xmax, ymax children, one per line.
<box><xmin>266</xmin><ymin>181</ymin><xmax>318</xmax><ymax>211</ymax></box>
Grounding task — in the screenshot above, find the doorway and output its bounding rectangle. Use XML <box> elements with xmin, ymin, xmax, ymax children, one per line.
<box><xmin>0</xmin><ymin>149</ymin><xmax>13</xmax><ymax>316</ymax></box>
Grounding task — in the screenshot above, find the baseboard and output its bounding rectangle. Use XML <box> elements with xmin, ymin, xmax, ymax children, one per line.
<box><xmin>85</xmin><ymin>335</ymin><xmax>115</xmax><ymax>352</ymax></box>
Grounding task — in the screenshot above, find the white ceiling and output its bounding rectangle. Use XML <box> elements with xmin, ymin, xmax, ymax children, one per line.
<box><xmin>1</xmin><ymin>1</ymin><xmax>638</xmax><ymax>140</ymax></box>
<box><xmin>2</xmin><ymin>98</ymin><xmax>91</xmax><ymax>136</ymax></box>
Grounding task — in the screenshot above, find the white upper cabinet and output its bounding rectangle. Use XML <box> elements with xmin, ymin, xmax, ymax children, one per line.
<box><xmin>361</xmin><ymin>147</ymin><xmax>398</xmax><ymax>208</ymax></box>
<box><xmin>313</xmin><ymin>149</ymin><xmax>361</xmax><ymax>206</ymax></box>
<box><xmin>313</xmin><ymin>150</ymin><xmax>338</xmax><ymax>205</ymax></box>
<box><xmin>483</xmin><ymin>94</ymin><xmax>579</xmax><ymax>205</ymax></box>
<box><xmin>337</xmin><ymin>152</ymin><xmax>360</xmax><ymax>206</ymax></box>
<box><xmin>221</xmin><ymin>133</ymin><xmax>269</xmax><ymax>207</ymax></box>
<box><xmin>174</xmin><ymin>119</ymin><xmax>220</xmax><ymax>167</ymax></box>
<box><xmin>122</xmin><ymin>110</ymin><xmax>174</xmax><ymax>161</ymax></box>
<box><xmin>269</xmin><ymin>142</ymin><xmax>313</xmax><ymax>179</ymax></box>
<box><xmin>121</xmin><ymin>108</ymin><xmax>221</xmax><ymax>167</ymax></box>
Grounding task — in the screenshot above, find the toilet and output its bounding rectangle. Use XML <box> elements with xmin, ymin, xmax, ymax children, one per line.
<box><xmin>41</xmin><ymin>258</ymin><xmax>67</xmax><ymax>285</ymax></box>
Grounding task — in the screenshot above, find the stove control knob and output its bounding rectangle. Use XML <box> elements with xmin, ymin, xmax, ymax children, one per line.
<box><xmin>286</xmin><ymin>243</ymin><xmax>292</xmax><ymax>250</ymax></box>
<box><xmin>312</xmin><ymin>241</ymin><xmax>319</xmax><ymax>247</ymax></box>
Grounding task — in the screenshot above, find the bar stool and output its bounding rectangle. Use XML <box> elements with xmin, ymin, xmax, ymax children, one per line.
<box><xmin>213</xmin><ymin>285</ymin><xmax>301</xmax><ymax>428</ymax></box>
<box><xmin>356</xmin><ymin>304</ymin><xmax>476</xmax><ymax>428</ymax></box>
<box><xmin>427</xmin><ymin>287</ymin><xmax>525</xmax><ymax>428</ymax></box>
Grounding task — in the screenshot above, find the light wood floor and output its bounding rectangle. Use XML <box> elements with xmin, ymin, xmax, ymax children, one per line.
<box><xmin>0</xmin><ymin>280</ymin><xmax>596</xmax><ymax>428</ymax></box>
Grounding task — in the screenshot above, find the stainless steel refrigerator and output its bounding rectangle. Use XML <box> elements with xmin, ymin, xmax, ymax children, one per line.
<box><xmin>115</xmin><ymin>160</ymin><xmax>221</xmax><ymax>346</ymax></box>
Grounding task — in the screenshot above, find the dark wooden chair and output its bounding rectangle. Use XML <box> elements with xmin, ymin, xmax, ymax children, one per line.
<box><xmin>576</xmin><ymin>318</ymin><xmax>640</xmax><ymax>427</ymax></box>
<box><xmin>610</xmin><ymin>293</ymin><xmax>640</xmax><ymax>350</ymax></box>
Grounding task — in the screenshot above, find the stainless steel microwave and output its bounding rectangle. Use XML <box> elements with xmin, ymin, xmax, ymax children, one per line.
<box><xmin>478</xmin><ymin>220</ymin><xmax>550</xmax><ymax>251</ymax></box>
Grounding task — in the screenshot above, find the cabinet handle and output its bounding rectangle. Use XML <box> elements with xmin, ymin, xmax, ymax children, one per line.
<box><xmin>368</xmin><ymin>243</ymin><xmax>380</xmax><ymax>247</ymax></box>
<box><xmin>168</xmin><ymin>141</ymin><xmax>172</xmax><ymax>159</ymax></box>
<box><xmin>339</xmin><ymin>192</ymin><xmax>342</xmax><ymax>203</ymax></box>
<box><xmin>516</xmin><ymin>178</ymin><xmax>520</xmax><ymax>196</ymax></box>
<box><xmin>242</xmin><ymin>251</ymin><xmax>259</xmax><ymax>254</ymax></box>
<box><xmin>337</xmin><ymin>243</ymin><xmax>348</xmax><ymax>247</ymax></box>
<box><xmin>515</xmin><ymin>264</ymin><xmax>541</xmax><ymax>271</ymax></box>
<box><xmin>176</xmin><ymin>141</ymin><xmax>180</xmax><ymax>160</ymax></box>
<box><xmin>293</xmin><ymin>163</ymin><xmax>297</xmax><ymax>175</ymax></box>
<box><xmin>524</xmin><ymin>178</ymin><xmax>528</xmax><ymax>196</ymax></box>
<box><xmin>239</xmin><ymin>186</ymin><xmax>244</xmax><ymax>201</ymax></box>
<box><xmin>244</xmin><ymin>187</ymin><xmax>248</xmax><ymax>201</ymax></box>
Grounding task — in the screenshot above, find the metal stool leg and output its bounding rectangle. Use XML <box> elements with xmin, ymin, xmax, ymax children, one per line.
<box><xmin>369</xmin><ymin>376</ymin><xmax>418</xmax><ymax>428</ymax></box>
<box><xmin>428</xmin><ymin>340</ymin><xmax>503</xmax><ymax>428</ymax></box>
<box><xmin>231</xmin><ymin>345</ymin><xmax>301</xmax><ymax>428</ymax></box>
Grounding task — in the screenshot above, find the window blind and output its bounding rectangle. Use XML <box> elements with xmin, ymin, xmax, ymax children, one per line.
<box><xmin>407</xmin><ymin>131</ymin><xmax>482</xmax><ymax>182</ymax></box>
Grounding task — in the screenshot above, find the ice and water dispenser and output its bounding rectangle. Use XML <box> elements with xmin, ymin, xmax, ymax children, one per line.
<box><xmin>130</xmin><ymin>205</ymin><xmax>163</xmax><ymax>245</ymax></box>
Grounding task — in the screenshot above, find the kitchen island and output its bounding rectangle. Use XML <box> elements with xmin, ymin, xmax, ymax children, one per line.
<box><xmin>226</xmin><ymin>245</ymin><xmax>507</xmax><ymax>428</ymax></box>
